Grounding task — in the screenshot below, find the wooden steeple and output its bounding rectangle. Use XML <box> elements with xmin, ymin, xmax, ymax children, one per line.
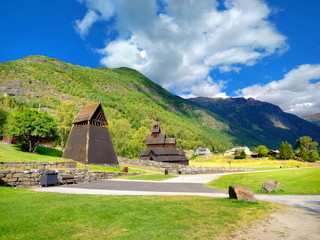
<box><xmin>63</xmin><ymin>102</ymin><xmax>118</xmax><ymax>165</ymax></box>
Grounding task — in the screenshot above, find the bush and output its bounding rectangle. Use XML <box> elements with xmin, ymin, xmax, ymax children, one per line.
<box><xmin>235</xmin><ymin>151</ymin><xmax>246</xmax><ymax>159</ymax></box>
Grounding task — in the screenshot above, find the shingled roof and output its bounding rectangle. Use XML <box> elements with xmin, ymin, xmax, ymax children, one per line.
<box><xmin>73</xmin><ymin>102</ymin><xmax>106</xmax><ymax>124</ymax></box>
<box><xmin>63</xmin><ymin>102</ymin><xmax>117</xmax><ymax>165</ymax></box>
<box><xmin>139</xmin><ymin>116</ymin><xmax>189</xmax><ymax>165</ymax></box>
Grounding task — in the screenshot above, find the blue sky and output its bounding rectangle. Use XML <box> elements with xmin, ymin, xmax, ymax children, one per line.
<box><xmin>0</xmin><ymin>0</ymin><xmax>319</xmax><ymax>116</ymax></box>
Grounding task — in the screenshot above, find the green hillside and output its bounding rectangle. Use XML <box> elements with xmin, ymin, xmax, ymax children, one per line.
<box><xmin>189</xmin><ymin>97</ymin><xmax>320</xmax><ymax>149</ymax></box>
<box><xmin>1</xmin><ymin>55</ymin><xmax>319</xmax><ymax>155</ymax></box>
<box><xmin>0</xmin><ymin>56</ymin><xmax>233</xmax><ymax>155</ymax></box>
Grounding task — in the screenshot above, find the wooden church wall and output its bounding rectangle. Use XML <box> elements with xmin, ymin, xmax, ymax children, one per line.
<box><xmin>63</xmin><ymin>125</ymin><xmax>89</xmax><ymax>164</ymax></box>
<box><xmin>87</xmin><ymin>125</ymin><xmax>118</xmax><ymax>164</ymax></box>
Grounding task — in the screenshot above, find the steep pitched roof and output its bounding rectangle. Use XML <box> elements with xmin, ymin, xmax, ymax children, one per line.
<box><xmin>145</xmin><ymin>133</ymin><xmax>176</xmax><ymax>145</ymax></box>
<box><xmin>73</xmin><ymin>102</ymin><xmax>102</xmax><ymax>124</ymax></box>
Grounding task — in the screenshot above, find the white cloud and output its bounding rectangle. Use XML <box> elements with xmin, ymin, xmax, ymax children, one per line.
<box><xmin>180</xmin><ymin>77</ymin><xmax>228</xmax><ymax>99</ymax></box>
<box><xmin>239</xmin><ymin>64</ymin><xmax>320</xmax><ymax>116</ymax></box>
<box><xmin>74</xmin><ymin>10</ymin><xmax>100</xmax><ymax>37</ymax></box>
<box><xmin>74</xmin><ymin>0</ymin><xmax>115</xmax><ymax>38</ymax></box>
<box><xmin>75</xmin><ymin>0</ymin><xmax>287</xmax><ymax>96</ymax></box>
<box><xmin>99</xmin><ymin>39</ymin><xmax>148</xmax><ymax>69</ymax></box>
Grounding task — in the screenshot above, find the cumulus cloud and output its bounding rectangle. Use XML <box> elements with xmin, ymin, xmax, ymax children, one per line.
<box><xmin>74</xmin><ymin>0</ymin><xmax>115</xmax><ymax>38</ymax></box>
<box><xmin>75</xmin><ymin>0</ymin><xmax>287</xmax><ymax>96</ymax></box>
<box><xmin>180</xmin><ymin>77</ymin><xmax>228</xmax><ymax>99</ymax></box>
<box><xmin>239</xmin><ymin>64</ymin><xmax>320</xmax><ymax>116</ymax></box>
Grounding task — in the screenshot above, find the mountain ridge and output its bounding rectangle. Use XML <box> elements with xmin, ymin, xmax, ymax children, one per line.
<box><xmin>301</xmin><ymin>113</ymin><xmax>320</xmax><ymax>127</ymax></box>
<box><xmin>1</xmin><ymin>55</ymin><xmax>319</xmax><ymax>152</ymax></box>
<box><xmin>188</xmin><ymin>97</ymin><xmax>320</xmax><ymax>148</ymax></box>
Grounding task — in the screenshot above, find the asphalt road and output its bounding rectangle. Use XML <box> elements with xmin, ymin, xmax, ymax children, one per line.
<box><xmin>50</xmin><ymin>179</ymin><xmax>226</xmax><ymax>193</ymax></box>
<box><xmin>32</xmin><ymin>173</ymin><xmax>320</xmax><ymax>213</ymax></box>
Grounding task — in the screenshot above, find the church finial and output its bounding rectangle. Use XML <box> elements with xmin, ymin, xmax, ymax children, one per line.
<box><xmin>154</xmin><ymin>113</ymin><xmax>158</xmax><ymax>122</ymax></box>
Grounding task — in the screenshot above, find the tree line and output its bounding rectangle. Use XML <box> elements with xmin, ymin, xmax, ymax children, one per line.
<box><xmin>253</xmin><ymin>138</ymin><xmax>319</xmax><ymax>162</ymax></box>
<box><xmin>0</xmin><ymin>97</ymin><xmax>319</xmax><ymax>162</ymax></box>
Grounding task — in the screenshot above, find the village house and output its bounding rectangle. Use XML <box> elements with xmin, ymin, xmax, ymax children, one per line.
<box><xmin>224</xmin><ymin>146</ymin><xmax>252</xmax><ymax>156</ymax></box>
<box><xmin>268</xmin><ymin>150</ymin><xmax>280</xmax><ymax>158</ymax></box>
<box><xmin>195</xmin><ymin>147</ymin><xmax>211</xmax><ymax>155</ymax></box>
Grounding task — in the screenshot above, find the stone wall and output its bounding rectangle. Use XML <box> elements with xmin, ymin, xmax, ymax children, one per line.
<box><xmin>0</xmin><ymin>162</ymin><xmax>139</xmax><ymax>188</ymax></box>
<box><xmin>118</xmin><ymin>157</ymin><xmax>254</xmax><ymax>174</ymax></box>
<box><xmin>0</xmin><ymin>161</ymin><xmax>77</xmax><ymax>169</ymax></box>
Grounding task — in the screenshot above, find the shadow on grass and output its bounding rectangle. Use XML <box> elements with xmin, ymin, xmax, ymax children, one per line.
<box><xmin>12</xmin><ymin>144</ymin><xmax>63</xmax><ymax>158</ymax></box>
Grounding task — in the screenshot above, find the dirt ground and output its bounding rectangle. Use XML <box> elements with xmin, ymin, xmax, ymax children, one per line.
<box><xmin>234</xmin><ymin>205</ymin><xmax>320</xmax><ymax>240</ymax></box>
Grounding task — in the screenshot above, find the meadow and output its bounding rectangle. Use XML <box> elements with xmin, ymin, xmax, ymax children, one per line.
<box><xmin>0</xmin><ymin>186</ymin><xmax>277</xmax><ymax>240</ymax></box>
<box><xmin>190</xmin><ymin>154</ymin><xmax>319</xmax><ymax>169</ymax></box>
<box><xmin>206</xmin><ymin>167</ymin><xmax>320</xmax><ymax>194</ymax></box>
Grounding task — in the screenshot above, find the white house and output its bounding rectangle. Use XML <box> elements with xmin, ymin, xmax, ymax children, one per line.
<box><xmin>224</xmin><ymin>147</ymin><xmax>252</xmax><ymax>156</ymax></box>
<box><xmin>195</xmin><ymin>147</ymin><xmax>211</xmax><ymax>155</ymax></box>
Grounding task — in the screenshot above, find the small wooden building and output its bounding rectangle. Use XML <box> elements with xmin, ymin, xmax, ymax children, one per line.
<box><xmin>63</xmin><ymin>102</ymin><xmax>118</xmax><ymax>165</ymax></box>
<box><xmin>268</xmin><ymin>150</ymin><xmax>280</xmax><ymax>158</ymax></box>
<box><xmin>139</xmin><ymin>117</ymin><xmax>189</xmax><ymax>165</ymax></box>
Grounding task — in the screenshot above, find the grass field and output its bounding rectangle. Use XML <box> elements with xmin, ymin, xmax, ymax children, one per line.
<box><xmin>0</xmin><ymin>186</ymin><xmax>277</xmax><ymax>240</ymax></box>
<box><xmin>0</xmin><ymin>143</ymin><xmax>66</xmax><ymax>162</ymax></box>
<box><xmin>118</xmin><ymin>173</ymin><xmax>176</xmax><ymax>181</ymax></box>
<box><xmin>0</xmin><ymin>143</ymin><xmax>141</xmax><ymax>173</ymax></box>
<box><xmin>120</xmin><ymin>163</ymin><xmax>165</xmax><ymax>173</ymax></box>
<box><xmin>206</xmin><ymin>167</ymin><xmax>320</xmax><ymax>194</ymax></box>
<box><xmin>190</xmin><ymin>154</ymin><xmax>319</xmax><ymax>169</ymax></box>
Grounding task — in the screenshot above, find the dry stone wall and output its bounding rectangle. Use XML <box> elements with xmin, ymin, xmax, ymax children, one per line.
<box><xmin>1</xmin><ymin>161</ymin><xmax>77</xmax><ymax>169</ymax></box>
<box><xmin>0</xmin><ymin>161</ymin><xmax>139</xmax><ymax>188</ymax></box>
<box><xmin>118</xmin><ymin>157</ymin><xmax>254</xmax><ymax>174</ymax></box>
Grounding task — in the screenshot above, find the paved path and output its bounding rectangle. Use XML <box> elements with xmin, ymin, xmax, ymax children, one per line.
<box><xmin>32</xmin><ymin>172</ymin><xmax>320</xmax><ymax>213</ymax></box>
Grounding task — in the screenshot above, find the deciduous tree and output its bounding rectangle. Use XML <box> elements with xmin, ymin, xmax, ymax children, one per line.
<box><xmin>55</xmin><ymin>102</ymin><xmax>79</xmax><ymax>147</ymax></box>
<box><xmin>295</xmin><ymin>136</ymin><xmax>319</xmax><ymax>162</ymax></box>
<box><xmin>257</xmin><ymin>145</ymin><xmax>268</xmax><ymax>157</ymax></box>
<box><xmin>0</xmin><ymin>107</ymin><xmax>8</xmax><ymax>137</ymax></box>
<box><xmin>6</xmin><ymin>109</ymin><xmax>59</xmax><ymax>152</ymax></box>
<box><xmin>128</xmin><ymin>126</ymin><xmax>150</xmax><ymax>159</ymax></box>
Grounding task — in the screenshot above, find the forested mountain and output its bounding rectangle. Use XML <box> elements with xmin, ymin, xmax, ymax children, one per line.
<box><xmin>301</xmin><ymin>113</ymin><xmax>320</xmax><ymax>127</ymax></box>
<box><xmin>1</xmin><ymin>55</ymin><xmax>319</xmax><ymax>153</ymax></box>
<box><xmin>0</xmin><ymin>56</ymin><xmax>232</xmax><ymax>153</ymax></box>
<box><xmin>189</xmin><ymin>97</ymin><xmax>320</xmax><ymax>149</ymax></box>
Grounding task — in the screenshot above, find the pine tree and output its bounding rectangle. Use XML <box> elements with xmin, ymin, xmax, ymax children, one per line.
<box><xmin>280</xmin><ymin>141</ymin><xmax>294</xmax><ymax>160</ymax></box>
<box><xmin>279</xmin><ymin>141</ymin><xmax>286</xmax><ymax>159</ymax></box>
<box><xmin>285</xmin><ymin>141</ymin><xmax>294</xmax><ymax>160</ymax></box>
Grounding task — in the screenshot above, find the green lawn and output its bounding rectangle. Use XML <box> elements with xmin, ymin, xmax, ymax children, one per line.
<box><xmin>120</xmin><ymin>163</ymin><xmax>165</xmax><ymax>173</ymax></box>
<box><xmin>0</xmin><ymin>186</ymin><xmax>277</xmax><ymax>240</ymax></box>
<box><xmin>0</xmin><ymin>143</ymin><xmax>66</xmax><ymax>162</ymax></box>
<box><xmin>0</xmin><ymin>143</ymin><xmax>141</xmax><ymax>173</ymax></box>
<box><xmin>118</xmin><ymin>173</ymin><xmax>176</xmax><ymax>181</ymax></box>
<box><xmin>206</xmin><ymin>167</ymin><xmax>320</xmax><ymax>194</ymax></box>
<box><xmin>79</xmin><ymin>164</ymin><xmax>141</xmax><ymax>173</ymax></box>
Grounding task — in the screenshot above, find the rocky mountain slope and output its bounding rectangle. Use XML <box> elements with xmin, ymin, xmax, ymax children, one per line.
<box><xmin>187</xmin><ymin>97</ymin><xmax>320</xmax><ymax>149</ymax></box>
<box><xmin>1</xmin><ymin>55</ymin><xmax>319</xmax><ymax>150</ymax></box>
<box><xmin>301</xmin><ymin>113</ymin><xmax>320</xmax><ymax>127</ymax></box>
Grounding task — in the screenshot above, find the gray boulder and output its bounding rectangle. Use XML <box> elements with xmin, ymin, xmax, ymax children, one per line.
<box><xmin>261</xmin><ymin>180</ymin><xmax>281</xmax><ymax>192</ymax></box>
<box><xmin>229</xmin><ymin>185</ymin><xmax>256</xmax><ymax>203</ymax></box>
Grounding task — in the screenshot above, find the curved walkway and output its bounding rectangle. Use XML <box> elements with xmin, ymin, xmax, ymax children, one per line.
<box><xmin>32</xmin><ymin>172</ymin><xmax>320</xmax><ymax>213</ymax></box>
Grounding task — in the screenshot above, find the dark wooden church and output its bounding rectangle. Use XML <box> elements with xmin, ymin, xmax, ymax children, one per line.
<box><xmin>63</xmin><ymin>102</ymin><xmax>118</xmax><ymax>165</ymax></box>
<box><xmin>139</xmin><ymin>117</ymin><xmax>189</xmax><ymax>165</ymax></box>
